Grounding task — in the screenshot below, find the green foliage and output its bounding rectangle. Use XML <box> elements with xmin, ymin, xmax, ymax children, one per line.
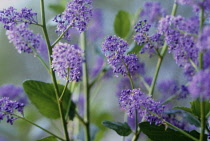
<box><xmin>23</xmin><ymin>80</ymin><xmax>71</xmax><ymax>119</ymax></box>
<box><xmin>91</xmin><ymin>112</ymin><xmax>112</xmax><ymax>141</ymax></box>
<box><xmin>48</xmin><ymin>1</ymin><xmax>67</xmax><ymax>14</ymax></box>
<box><xmin>37</xmin><ymin>136</ymin><xmax>57</xmax><ymax>141</ymax></box>
<box><xmin>174</xmin><ymin>107</ymin><xmax>192</xmax><ymax>114</ymax></box>
<box><xmin>139</xmin><ymin>122</ymin><xmax>206</xmax><ymax>141</ymax></box>
<box><xmin>102</xmin><ymin>120</ymin><xmax>132</xmax><ymax>136</ymax></box>
<box><xmin>114</xmin><ymin>10</ymin><xmax>131</xmax><ymax>38</ymax></box>
<box><xmin>190</xmin><ymin>100</ymin><xmax>210</xmax><ymax>119</ymax></box>
<box><xmin>174</xmin><ymin>100</ymin><xmax>210</xmax><ymax>120</ymax></box>
<box><xmin>48</xmin><ymin>4</ymin><xmax>65</xmax><ymax>14</ymax></box>
<box><xmin>68</xmin><ymin>101</ymin><xmax>76</xmax><ymax>120</ymax></box>
<box><xmin>127</xmin><ymin>43</ymin><xmax>144</xmax><ymax>55</ymax></box>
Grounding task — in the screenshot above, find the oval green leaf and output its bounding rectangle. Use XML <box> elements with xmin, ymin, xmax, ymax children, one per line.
<box><xmin>23</xmin><ymin>80</ymin><xmax>71</xmax><ymax>119</ymax></box>
<box><xmin>114</xmin><ymin>10</ymin><xmax>131</xmax><ymax>38</ymax></box>
<box><xmin>102</xmin><ymin>120</ymin><xmax>131</xmax><ymax>136</ymax></box>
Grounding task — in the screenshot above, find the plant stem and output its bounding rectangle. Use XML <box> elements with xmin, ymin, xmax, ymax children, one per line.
<box><xmin>18</xmin><ymin>115</ymin><xmax>65</xmax><ymax>141</ymax></box>
<box><xmin>30</xmin><ymin>46</ymin><xmax>50</xmax><ymax>72</ymax></box>
<box><xmin>148</xmin><ymin>54</ymin><xmax>163</xmax><ymax>96</ymax></box>
<box><xmin>59</xmin><ymin>81</ymin><xmax>70</xmax><ymax>101</ymax></box>
<box><xmin>51</xmin><ymin>24</ymin><xmax>72</xmax><ymax>47</ymax></box>
<box><xmin>127</xmin><ymin>73</ymin><xmax>139</xmax><ymax>141</ymax></box>
<box><xmin>75</xmin><ymin>111</ymin><xmax>86</xmax><ymax>126</ymax></box>
<box><xmin>165</xmin><ymin>121</ymin><xmax>198</xmax><ymax>141</ymax></box>
<box><xmin>148</xmin><ymin>2</ymin><xmax>178</xmax><ymax>96</ymax></box>
<box><xmin>0</xmin><ymin>111</ymin><xmax>65</xmax><ymax>141</ymax></box>
<box><xmin>40</xmin><ymin>1</ymin><xmax>70</xmax><ymax>140</ymax></box>
<box><xmin>146</xmin><ymin>110</ymin><xmax>199</xmax><ymax>141</ymax></box>
<box><xmin>199</xmin><ymin>2</ymin><xmax>206</xmax><ymax>141</ymax></box>
<box><xmin>80</xmin><ymin>32</ymin><xmax>91</xmax><ymax>141</ymax></box>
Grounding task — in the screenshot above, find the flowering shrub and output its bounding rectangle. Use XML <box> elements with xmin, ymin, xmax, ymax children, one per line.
<box><xmin>0</xmin><ymin>0</ymin><xmax>210</xmax><ymax>141</ymax></box>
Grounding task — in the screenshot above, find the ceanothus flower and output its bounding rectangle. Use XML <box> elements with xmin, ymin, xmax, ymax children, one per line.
<box><xmin>158</xmin><ymin>79</ymin><xmax>179</xmax><ymax>97</ymax></box>
<box><xmin>197</xmin><ymin>26</ymin><xmax>210</xmax><ymax>52</ymax></box>
<box><xmin>102</xmin><ymin>35</ymin><xmax>128</xmax><ymax>58</ymax></box>
<box><xmin>6</xmin><ymin>23</ymin><xmax>44</xmax><ymax>54</ymax></box>
<box><xmin>0</xmin><ymin>84</ymin><xmax>28</xmax><ymax>104</ymax></box>
<box><xmin>140</xmin><ymin>2</ymin><xmax>167</xmax><ymax>25</ymax></box>
<box><xmin>102</xmin><ymin>35</ymin><xmax>144</xmax><ymax>77</ymax></box>
<box><xmin>158</xmin><ymin>15</ymin><xmax>199</xmax><ymax>80</ymax></box>
<box><xmin>134</xmin><ymin>20</ymin><xmax>164</xmax><ymax>56</ymax></box>
<box><xmin>188</xmin><ymin>70</ymin><xmax>210</xmax><ymax>99</ymax></box>
<box><xmin>0</xmin><ymin>7</ymin><xmax>37</xmax><ymax>30</ymax></box>
<box><xmin>87</xmin><ymin>9</ymin><xmax>103</xmax><ymax>42</ymax></box>
<box><xmin>54</xmin><ymin>0</ymin><xmax>93</xmax><ymax>41</ymax></box>
<box><xmin>0</xmin><ymin>97</ymin><xmax>25</xmax><ymax>125</ymax></box>
<box><xmin>51</xmin><ymin>42</ymin><xmax>83</xmax><ymax>82</ymax></box>
<box><xmin>158</xmin><ymin>80</ymin><xmax>189</xmax><ymax>100</ymax></box>
<box><xmin>119</xmin><ymin>89</ymin><xmax>165</xmax><ymax>125</ymax></box>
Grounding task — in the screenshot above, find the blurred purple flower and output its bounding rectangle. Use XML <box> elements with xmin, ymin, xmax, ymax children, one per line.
<box><xmin>116</xmin><ymin>77</ymin><xmax>131</xmax><ymax>98</ymax></box>
<box><xmin>188</xmin><ymin>70</ymin><xmax>210</xmax><ymax>99</ymax></box>
<box><xmin>91</xmin><ymin>56</ymin><xmax>104</xmax><ymax>78</ymax></box>
<box><xmin>140</xmin><ymin>2</ymin><xmax>167</xmax><ymax>25</ymax></box>
<box><xmin>158</xmin><ymin>79</ymin><xmax>179</xmax><ymax>97</ymax></box>
<box><xmin>197</xmin><ymin>26</ymin><xmax>210</xmax><ymax>52</ymax></box>
<box><xmin>87</xmin><ymin>9</ymin><xmax>103</xmax><ymax>42</ymax></box>
<box><xmin>0</xmin><ymin>84</ymin><xmax>27</xmax><ymax>104</ymax></box>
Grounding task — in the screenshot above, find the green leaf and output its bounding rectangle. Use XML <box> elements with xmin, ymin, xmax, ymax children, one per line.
<box><xmin>68</xmin><ymin>101</ymin><xmax>76</xmax><ymax>120</ymax></box>
<box><xmin>183</xmin><ymin>112</ymin><xmax>200</xmax><ymax>127</ymax></box>
<box><xmin>139</xmin><ymin>122</ymin><xmax>205</xmax><ymax>141</ymax></box>
<box><xmin>49</xmin><ymin>4</ymin><xmax>65</xmax><ymax>14</ymax></box>
<box><xmin>102</xmin><ymin>120</ymin><xmax>132</xmax><ymax>136</ymax></box>
<box><xmin>190</xmin><ymin>100</ymin><xmax>210</xmax><ymax>119</ymax></box>
<box><xmin>37</xmin><ymin>136</ymin><xmax>57</xmax><ymax>141</ymax></box>
<box><xmin>114</xmin><ymin>10</ymin><xmax>131</xmax><ymax>38</ymax></box>
<box><xmin>23</xmin><ymin>80</ymin><xmax>71</xmax><ymax>119</ymax></box>
<box><xmin>127</xmin><ymin>43</ymin><xmax>144</xmax><ymax>54</ymax></box>
<box><xmin>174</xmin><ymin>106</ymin><xmax>193</xmax><ymax>114</ymax></box>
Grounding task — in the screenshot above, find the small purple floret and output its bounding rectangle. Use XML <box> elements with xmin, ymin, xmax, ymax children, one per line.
<box><xmin>51</xmin><ymin>42</ymin><xmax>83</xmax><ymax>82</ymax></box>
<box><xmin>0</xmin><ymin>97</ymin><xmax>24</xmax><ymax>125</ymax></box>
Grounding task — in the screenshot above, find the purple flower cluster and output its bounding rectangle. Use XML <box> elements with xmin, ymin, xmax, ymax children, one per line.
<box><xmin>51</xmin><ymin>42</ymin><xmax>83</xmax><ymax>82</ymax></box>
<box><xmin>119</xmin><ymin>89</ymin><xmax>165</xmax><ymax>125</ymax></box>
<box><xmin>6</xmin><ymin>23</ymin><xmax>44</xmax><ymax>54</ymax></box>
<box><xmin>87</xmin><ymin>9</ymin><xmax>103</xmax><ymax>42</ymax></box>
<box><xmin>188</xmin><ymin>70</ymin><xmax>210</xmax><ymax>99</ymax></box>
<box><xmin>0</xmin><ymin>7</ymin><xmax>37</xmax><ymax>30</ymax></box>
<box><xmin>158</xmin><ymin>79</ymin><xmax>189</xmax><ymax>100</ymax></box>
<box><xmin>140</xmin><ymin>2</ymin><xmax>166</xmax><ymax>25</ymax></box>
<box><xmin>0</xmin><ymin>97</ymin><xmax>24</xmax><ymax>125</ymax></box>
<box><xmin>54</xmin><ymin>0</ymin><xmax>92</xmax><ymax>41</ymax></box>
<box><xmin>0</xmin><ymin>84</ymin><xmax>27</xmax><ymax>104</ymax></box>
<box><xmin>116</xmin><ymin>77</ymin><xmax>131</xmax><ymax>98</ymax></box>
<box><xmin>158</xmin><ymin>15</ymin><xmax>200</xmax><ymax>79</ymax></box>
<box><xmin>197</xmin><ymin>26</ymin><xmax>210</xmax><ymax>52</ymax></box>
<box><xmin>102</xmin><ymin>35</ymin><xmax>144</xmax><ymax>77</ymax></box>
<box><xmin>158</xmin><ymin>79</ymin><xmax>179</xmax><ymax>96</ymax></box>
<box><xmin>177</xmin><ymin>0</ymin><xmax>210</xmax><ymax>12</ymax></box>
<box><xmin>134</xmin><ymin>20</ymin><xmax>164</xmax><ymax>56</ymax></box>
